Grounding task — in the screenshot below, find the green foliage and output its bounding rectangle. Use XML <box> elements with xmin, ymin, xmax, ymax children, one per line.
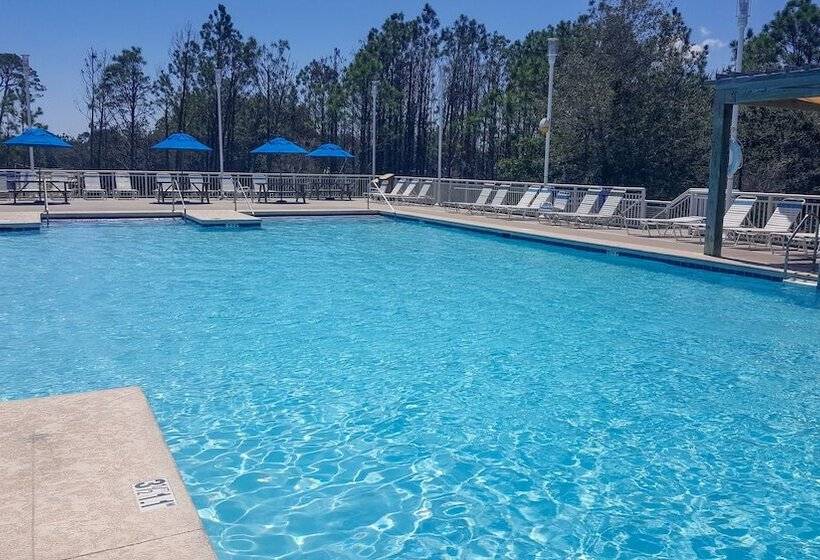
<box><xmin>739</xmin><ymin>0</ymin><xmax>819</xmax><ymax>194</ymax></box>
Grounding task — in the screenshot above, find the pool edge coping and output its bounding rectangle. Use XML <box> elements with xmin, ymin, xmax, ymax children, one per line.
<box><xmin>0</xmin><ymin>386</ymin><xmax>218</xmax><ymax>560</ymax></box>
<box><xmin>382</xmin><ymin>209</ymin><xmax>791</xmax><ymax>283</ymax></box>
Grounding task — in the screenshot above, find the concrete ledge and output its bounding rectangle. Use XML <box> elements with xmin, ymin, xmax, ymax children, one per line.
<box><xmin>184</xmin><ymin>209</ymin><xmax>261</xmax><ymax>227</ymax></box>
<box><xmin>0</xmin><ymin>211</ymin><xmax>41</xmax><ymax>230</ymax></box>
<box><xmin>0</xmin><ymin>387</ymin><xmax>216</xmax><ymax>560</ymax></box>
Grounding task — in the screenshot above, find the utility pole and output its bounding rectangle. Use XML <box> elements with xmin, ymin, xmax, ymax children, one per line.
<box><xmin>542</xmin><ymin>38</ymin><xmax>558</xmax><ymax>186</ymax></box>
<box><xmin>436</xmin><ymin>98</ymin><xmax>443</xmax><ymax>206</ymax></box>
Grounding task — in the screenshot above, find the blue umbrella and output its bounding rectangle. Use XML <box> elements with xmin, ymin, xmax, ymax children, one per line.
<box><xmin>250</xmin><ymin>137</ymin><xmax>307</xmax><ymax>155</ymax></box>
<box><xmin>250</xmin><ymin>137</ymin><xmax>307</xmax><ymax>203</ymax></box>
<box><xmin>151</xmin><ymin>132</ymin><xmax>212</xmax><ymax>152</ymax></box>
<box><xmin>4</xmin><ymin>127</ymin><xmax>73</xmax><ymax>210</ymax></box>
<box><xmin>4</xmin><ymin>126</ymin><xmax>72</xmax><ymax>149</ymax></box>
<box><xmin>151</xmin><ymin>132</ymin><xmax>212</xmax><ymax>203</ymax></box>
<box><xmin>307</xmin><ymin>143</ymin><xmax>354</xmax><ymax>158</ymax></box>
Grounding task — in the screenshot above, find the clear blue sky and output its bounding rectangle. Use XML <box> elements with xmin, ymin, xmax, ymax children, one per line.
<box><xmin>3</xmin><ymin>0</ymin><xmax>788</xmax><ymax>135</ymax></box>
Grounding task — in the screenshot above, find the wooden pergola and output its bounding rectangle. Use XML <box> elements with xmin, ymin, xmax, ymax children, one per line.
<box><xmin>704</xmin><ymin>67</ymin><xmax>820</xmax><ymax>256</ymax></box>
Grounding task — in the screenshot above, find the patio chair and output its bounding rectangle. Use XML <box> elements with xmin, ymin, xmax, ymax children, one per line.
<box><xmin>156</xmin><ymin>173</ymin><xmax>176</xmax><ymax>202</ymax></box>
<box><xmin>470</xmin><ymin>187</ymin><xmax>509</xmax><ymax>214</ymax></box>
<box><xmin>219</xmin><ymin>175</ymin><xmax>236</xmax><ymax>199</ymax></box>
<box><xmin>726</xmin><ymin>198</ymin><xmax>805</xmax><ymax>249</ymax></box>
<box><xmin>384</xmin><ymin>179</ymin><xmax>406</xmax><ymax>197</ymax></box>
<box><xmin>184</xmin><ymin>174</ymin><xmax>206</xmax><ymax>200</ymax></box>
<box><xmin>542</xmin><ymin>188</ymin><xmax>601</xmax><ymax>224</ymax></box>
<box><xmin>628</xmin><ymin>214</ymin><xmax>706</xmax><ymax>237</ymax></box>
<box><xmin>405</xmin><ymin>182</ymin><xmax>432</xmax><ymax>204</ymax></box>
<box><xmin>83</xmin><ymin>172</ymin><xmax>106</xmax><ymax>199</ymax></box>
<box><xmin>114</xmin><ymin>173</ymin><xmax>137</xmax><ymax>199</ymax></box>
<box><xmin>686</xmin><ymin>196</ymin><xmax>757</xmax><ymax>238</ymax></box>
<box><xmin>451</xmin><ymin>186</ymin><xmax>492</xmax><ymax>212</ymax></box>
<box><xmin>252</xmin><ymin>175</ymin><xmax>268</xmax><ymax>200</ymax></box>
<box><xmin>536</xmin><ymin>190</ymin><xmax>572</xmax><ymax>223</ymax></box>
<box><xmin>494</xmin><ymin>186</ymin><xmax>540</xmax><ymax>218</ymax></box>
<box><xmin>574</xmin><ymin>189</ymin><xmax>627</xmax><ymax>228</ymax></box>
<box><xmin>389</xmin><ymin>181</ymin><xmax>418</xmax><ymax>202</ymax></box>
<box><xmin>510</xmin><ymin>188</ymin><xmax>554</xmax><ymax>218</ymax></box>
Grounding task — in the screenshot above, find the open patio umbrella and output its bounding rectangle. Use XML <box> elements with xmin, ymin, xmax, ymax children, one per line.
<box><xmin>250</xmin><ymin>137</ymin><xmax>307</xmax><ymax>156</ymax></box>
<box><xmin>3</xmin><ymin>127</ymin><xmax>72</xmax><ymax>213</ymax></box>
<box><xmin>250</xmin><ymin>137</ymin><xmax>307</xmax><ymax>202</ymax></box>
<box><xmin>306</xmin><ymin>143</ymin><xmax>354</xmax><ymax>159</ymax></box>
<box><xmin>150</xmin><ymin>132</ymin><xmax>212</xmax><ymax>203</ymax></box>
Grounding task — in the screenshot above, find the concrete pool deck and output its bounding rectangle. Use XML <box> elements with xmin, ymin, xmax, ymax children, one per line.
<box><xmin>0</xmin><ymin>387</ymin><xmax>216</xmax><ymax>560</ymax></box>
<box><xmin>1</xmin><ymin>197</ymin><xmax>816</xmax><ymax>282</ymax></box>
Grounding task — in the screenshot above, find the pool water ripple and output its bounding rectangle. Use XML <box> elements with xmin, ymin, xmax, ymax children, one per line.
<box><xmin>1</xmin><ymin>216</ymin><xmax>818</xmax><ymax>559</ymax></box>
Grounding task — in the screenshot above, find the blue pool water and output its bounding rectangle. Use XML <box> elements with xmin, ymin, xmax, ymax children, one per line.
<box><xmin>1</xmin><ymin>217</ymin><xmax>818</xmax><ymax>559</ymax></box>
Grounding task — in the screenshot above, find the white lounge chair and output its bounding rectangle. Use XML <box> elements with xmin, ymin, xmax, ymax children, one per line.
<box><xmin>495</xmin><ymin>186</ymin><xmax>540</xmax><ymax>218</ymax></box>
<box><xmin>686</xmin><ymin>196</ymin><xmax>757</xmax><ymax>238</ymax></box>
<box><xmin>574</xmin><ymin>189</ymin><xmax>627</xmax><ymax>227</ymax></box>
<box><xmin>536</xmin><ymin>190</ymin><xmax>572</xmax><ymax>222</ymax></box>
<box><xmin>385</xmin><ymin>179</ymin><xmax>406</xmax><ymax>196</ymax></box>
<box><xmin>629</xmin><ymin>215</ymin><xmax>706</xmax><ymax>237</ymax></box>
<box><xmin>543</xmin><ymin>188</ymin><xmax>601</xmax><ymax>224</ymax></box>
<box><xmin>388</xmin><ymin>181</ymin><xmax>418</xmax><ymax>201</ymax></box>
<box><xmin>471</xmin><ymin>187</ymin><xmax>509</xmax><ymax>214</ymax></box>
<box><xmin>404</xmin><ymin>182</ymin><xmax>432</xmax><ymax>204</ymax></box>
<box><xmin>513</xmin><ymin>188</ymin><xmax>554</xmax><ymax>218</ymax></box>
<box><xmin>114</xmin><ymin>173</ymin><xmax>137</xmax><ymax>199</ymax></box>
<box><xmin>726</xmin><ymin>198</ymin><xmax>805</xmax><ymax>248</ymax></box>
<box><xmin>83</xmin><ymin>172</ymin><xmax>106</xmax><ymax>199</ymax></box>
<box><xmin>452</xmin><ymin>187</ymin><xmax>492</xmax><ymax>212</ymax></box>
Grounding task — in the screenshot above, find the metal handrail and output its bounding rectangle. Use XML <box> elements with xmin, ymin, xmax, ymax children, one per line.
<box><xmin>368</xmin><ymin>179</ymin><xmax>396</xmax><ymax>214</ymax></box>
<box><xmin>171</xmin><ymin>178</ymin><xmax>187</xmax><ymax>217</ymax></box>
<box><xmin>783</xmin><ymin>213</ymin><xmax>819</xmax><ymax>281</ymax></box>
<box><xmin>230</xmin><ymin>175</ymin><xmax>256</xmax><ymax>216</ymax></box>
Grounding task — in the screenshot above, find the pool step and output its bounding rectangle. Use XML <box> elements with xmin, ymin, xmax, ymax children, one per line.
<box><xmin>184</xmin><ymin>209</ymin><xmax>261</xmax><ymax>227</ymax></box>
<box><xmin>0</xmin><ymin>211</ymin><xmax>42</xmax><ymax>230</ymax></box>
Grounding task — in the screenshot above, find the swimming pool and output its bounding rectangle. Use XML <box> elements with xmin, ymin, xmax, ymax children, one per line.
<box><xmin>1</xmin><ymin>217</ymin><xmax>818</xmax><ymax>559</ymax></box>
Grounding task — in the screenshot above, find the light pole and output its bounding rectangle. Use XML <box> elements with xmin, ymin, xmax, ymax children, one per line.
<box><xmin>435</xmin><ymin>97</ymin><xmax>443</xmax><ymax>206</ymax></box>
<box><xmin>542</xmin><ymin>38</ymin><xmax>558</xmax><ymax>186</ymax></box>
<box><xmin>371</xmin><ymin>80</ymin><xmax>378</xmax><ymax>177</ymax></box>
<box><xmin>726</xmin><ymin>0</ymin><xmax>750</xmax><ymax>208</ymax></box>
<box><xmin>215</xmin><ymin>67</ymin><xmax>229</xmax><ymax>209</ymax></box>
<box><xmin>21</xmin><ymin>54</ymin><xmax>34</xmax><ymax>170</ymax></box>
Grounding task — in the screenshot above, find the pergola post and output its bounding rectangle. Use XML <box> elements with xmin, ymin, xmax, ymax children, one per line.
<box><xmin>704</xmin><ymin>92</ymin><xmax>734</xmax><ymax>257</ymax></box>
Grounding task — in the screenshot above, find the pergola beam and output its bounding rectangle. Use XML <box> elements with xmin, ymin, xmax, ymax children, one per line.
<box><xmin>704</xmin><ymin>67</ymin><xmax>820</xmax><ymax>257</ymax></box>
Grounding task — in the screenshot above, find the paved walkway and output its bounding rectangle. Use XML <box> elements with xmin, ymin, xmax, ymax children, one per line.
<box><xmin>0</xmin><ymin>387</ymin><xmax>216</xmax><ymax>560</ymax></box>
